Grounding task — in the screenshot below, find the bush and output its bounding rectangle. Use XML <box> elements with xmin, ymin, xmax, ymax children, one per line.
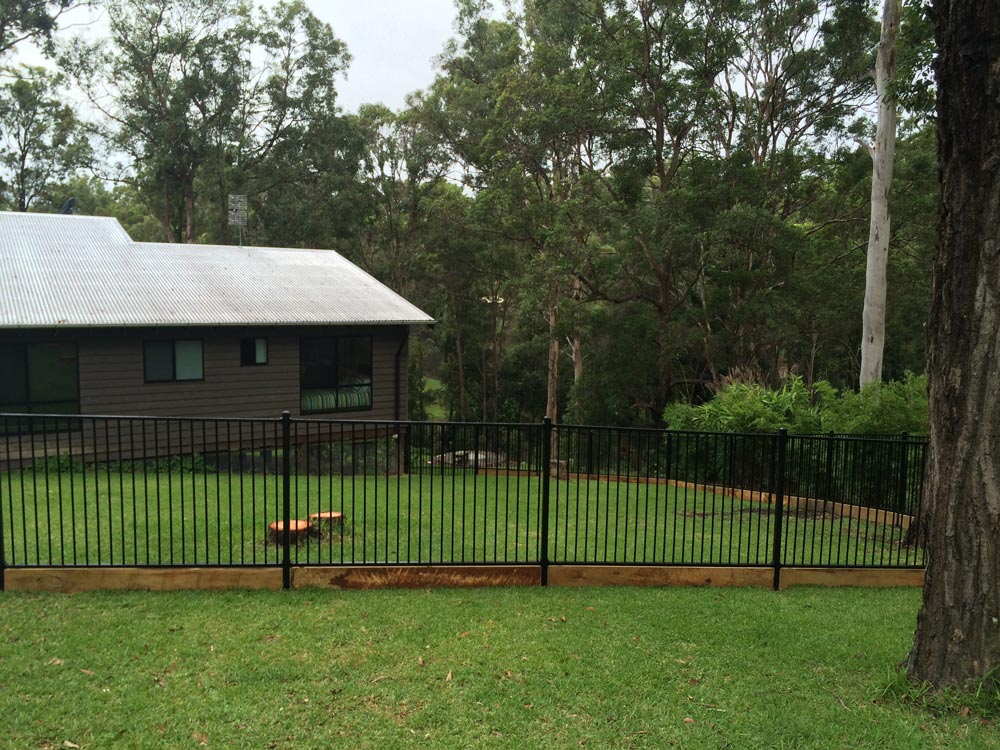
<box><xmin>821</xmin><ymin>372</ymin><xmax>928</xmax><ymax>434</ymax></box>
<box><xmin>663</xmin><ymin>376</ymin><xmax>823</xmax><ymax>434</ymax></box>
<box><xmin>663</xmin><ymin>373</ymin><xmax>928</xmax><ymax>435</ymax></box>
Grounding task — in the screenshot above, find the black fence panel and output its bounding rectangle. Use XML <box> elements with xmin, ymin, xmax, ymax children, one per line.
<box><xmin>779</xmin><ymin>434</ymin><xmax>924</xmax><ymax>568</ymax></box>
<box><xmin>0</xmin><ymin>413</ymin><xmax>927</xmax><ymax>588</ymax></box>
<box><xmin>550</xmin><ymin>426</ymin><xmax>780</xmax><ymax>566</ymax></box>
<box><xmin>0</xmin><ymin>414</ymin><xmax>282</xmax><ymax>568</ymax></box>
<box><xmin>282</xmin><ymin>419</ymin><xmax>545</xmax><ymax>565</ymax></box>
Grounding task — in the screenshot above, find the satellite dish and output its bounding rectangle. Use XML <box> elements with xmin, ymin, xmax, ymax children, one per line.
<box><xmin>59</xmin><ymin>197</ymin><xmax>76</xmax><ymax>215</ymax></box>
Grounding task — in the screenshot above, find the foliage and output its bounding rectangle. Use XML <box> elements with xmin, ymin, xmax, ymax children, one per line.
<box><xmin>0</xmin><ymin>65</ymin><xmax>91</xmax><ymax>211</ymax></box>
<box><xmin>663</xmin><ymin>376</ymin><xmax>824</xmax><ymax>434</ymax></box>
<box><xmin>62</xmin><ymin>0</ymin><xmax>354</xmax><ymax>244</ymax></box>
<box><xmin>822</xmin><ymin>372</ymin><xmax>929</xmax><ymax>434</ymax></box>
<box><xmin>0</xmin><ymin>0</ymin><xmax>78</xmax><ymax>57</ymax></box>
<box><xmin>0</xmin><ymin>0</ymin><xmax>942</xmax><ymax>430</ymax></box>
<box><xmin>664</xmin><ymin>374</ymin><xmax>928</xmax><ymax>435</ymax></box>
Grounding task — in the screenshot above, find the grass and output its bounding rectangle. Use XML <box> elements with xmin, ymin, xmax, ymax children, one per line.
<box><xmin>423</xmin><ymin>377</ymin><xmax>448</xmax><ymax>421</ymax></box>
<box><xmin>2</xmin><ymin>470</ymin><xmax>921</xmax><ymax>568</ymax></box>
<box><xmin>0</xmin><ymin>587</ymin><xmax>994</xmax><ymax>749</ymax></box>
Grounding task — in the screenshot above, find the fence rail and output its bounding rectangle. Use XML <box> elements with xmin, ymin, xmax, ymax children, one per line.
<box><xmin>0</xmin><ymin>412</ymin><xmax>927</xmax><ymax>591</ymax></box>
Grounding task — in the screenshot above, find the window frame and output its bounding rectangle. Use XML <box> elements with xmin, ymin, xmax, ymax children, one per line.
<box><xmin>143</xmin><ymin>339</ymin><xmax>204</xmax><ymax>383</ymax></box>
<box><xmin>0</xmin><ymin>341</ymin><xmax>80</xmax><ymax>416</ymax></box>
<box><xmin>240</xmin><ymin>337</ymin><xmax>269</xmax><ymax>367</ymax></box>
<box><xmin>299</xmin><ymin>335</ymin><xmax>374</xmax><ymax>414</ymax></box>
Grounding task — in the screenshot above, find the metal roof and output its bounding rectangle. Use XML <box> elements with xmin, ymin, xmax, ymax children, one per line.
<box><xmin>0</xmin><ymin>212</ymin><xmax>435</xmax><ymax>328</ymax></box>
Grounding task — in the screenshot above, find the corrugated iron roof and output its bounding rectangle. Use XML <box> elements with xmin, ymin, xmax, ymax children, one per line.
<box><xmin>0</xmin><ymin>212</ymin><xmax>435</xmax><ymax>328</ymax></box>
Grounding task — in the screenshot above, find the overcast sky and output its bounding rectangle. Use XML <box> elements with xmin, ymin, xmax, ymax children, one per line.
<box><xmin>310</xmin><ymin>0</ymin><xmax>459</xmax><ymax>112</ymax></box>
<box><xmin>23</xmin><ymin>0</ymin><xmax>461</xmax><ymax>114</ymax></box>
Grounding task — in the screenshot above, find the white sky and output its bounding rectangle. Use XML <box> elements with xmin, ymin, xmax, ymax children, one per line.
<box><xmin>310</xmin><ymin>0</ymin><xmax>459</xmax><ymax>112</ymax></box>
<box><xmin>20</xmin><ymin>0</ymin><xmax>461</xmax><ymax>114</ymax></box>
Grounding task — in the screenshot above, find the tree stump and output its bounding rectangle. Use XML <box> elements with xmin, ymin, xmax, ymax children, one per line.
<box><xmin>309</xmin><ymin>511</ymin><xmax>344</xmax><ymax>532</ymax></box>
<box><xmin>268</xmin><ymin>519</ymin><xmax>311</xmax><ymax>545</ymax></box>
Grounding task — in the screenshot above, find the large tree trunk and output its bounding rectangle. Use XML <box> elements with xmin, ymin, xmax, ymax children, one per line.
<box><xmin>906</xmin><ymin>0</ymin><xmax>1000</xmax><ymax>688</ymax></box>
<box><xmin>859</xmin><ymin>0</ymin><xmax>900</xmax><ymax>388</ymax></box>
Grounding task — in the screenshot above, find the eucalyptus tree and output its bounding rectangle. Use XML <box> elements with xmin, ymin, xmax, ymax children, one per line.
<box><xmin>550</xmin><ymin>0</ymin><xmax>874</xmax><ymax>416</ymax></box>
<box><xmin>859</xmin><ymin>0</ymin><xmax>901</xmax><ymax>388</ymax></box>
<box><xmin>64</xmin><ymin>0</ymin><xmax>244</xmax><ymax>242</ymax></box>
<box><xmin>0</xmin><ymin>65</ymin><xmax>91</xmax><ymax>210</ymax></box>
<box><xmin>419</xmin><ymin>0</ymin><xmax>606</xmax><ymax>424</ymax></box>
<box><xmin>696</xmin><ymin>0</ymin><xmax>875</xmax><ymax>388</ymax></box>
<box><xmin>63</xmin><ymin>0</ymin><xmax>350</xmax><ymax>244</ymax></box>
<box><xmin>412</xmin><ymin>0</ymin><xmax>883</xmax><ymax>422</ymax></box>
<box><xmin>352</xmin><ymin>103</ymin><xmax>451</xmax><ymax>298</ymax></box>
<box><xmin>0</xmin><ymin>0</ymin><xmax>80</xmax><ymax>56</ymax></box>
<box><xmin>206</xmin><ymin>0</ymin><xmax>352</xmax><ymax>244</ymax></box>
<box><xmin>416</xmin><ymin>181</ymin><xmax>506</xmax><ymax>421</ymax></box>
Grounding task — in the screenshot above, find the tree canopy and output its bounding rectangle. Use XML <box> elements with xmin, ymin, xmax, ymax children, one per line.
<box><xmin>0</xmin><ymin>0</ymin><xmax>939</xmax><ymax>426</ymax></box>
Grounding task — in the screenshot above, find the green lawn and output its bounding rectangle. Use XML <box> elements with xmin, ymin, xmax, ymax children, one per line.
<box><xmin>0</xmin><ymin>587</ymin><xmax>993</xmax><ymax>750</ymax></box>
<box><xmin>423</xmin><ymin>377</ymin><xmax>448</xmax><ymax>421</ymax></box>
<box><xmin>2</xmin><ymin>470</ymin><xmax>921</xmax><ymax>568</ymax></box>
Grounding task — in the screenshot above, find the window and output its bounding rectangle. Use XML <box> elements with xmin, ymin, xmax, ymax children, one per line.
<box><xmin>240</xmin><ymin>337</ymin><xmax>268</xmax><ymax>366</ymax></box>
<box><xmin>144</xmin><ymin>340</ymin><xmax>203</xmax><ymax>382</ymax></box>
<box><xmin>0</xmin><ymin>342</ymin><xmax>79</xmax><ymax>414</ymax></box>
<box><xmin>300</xmin><ymin>336</ymin><xmax>372</xmax><ymax>413</ymax></box>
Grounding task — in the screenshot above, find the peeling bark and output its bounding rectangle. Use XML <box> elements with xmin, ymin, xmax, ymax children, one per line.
<box><xmin>859</xmin><ymin>0</ymin><xmax>900</xmax><ymax>388</ymax></box>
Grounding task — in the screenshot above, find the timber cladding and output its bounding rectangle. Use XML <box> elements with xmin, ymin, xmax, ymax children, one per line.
<box><xmin>0</xmin><ymin>324</ymin><xmax>408</xmax><ymax>420</ymax></box>
<box><xmin>2</xmin><ymin>565</ymin><xmax>925</xmax><ymax>593</ymax></box>
<box><xmin>0</xmin><ymin>325</ymin><xmax>409</xmax><ymax>466</ymax></box>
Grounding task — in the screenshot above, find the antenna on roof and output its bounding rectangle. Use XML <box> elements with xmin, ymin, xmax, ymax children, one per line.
<box><xmin>227</xmin><ymin>194</ymin><xmax>248</xmax><ymax>246</ymax></box>
<box><xmin>59</xmin><ymin>197</ymin><xmax>76</xmax><ymax>215</ymax></box>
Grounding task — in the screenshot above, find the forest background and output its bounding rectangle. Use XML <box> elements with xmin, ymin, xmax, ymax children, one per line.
<box><xmin>0</xmin><ymin>0</ymin><xmax>937</xmax><ymax>428</ymax></box>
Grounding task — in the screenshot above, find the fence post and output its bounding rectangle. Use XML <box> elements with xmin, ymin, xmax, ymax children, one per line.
<box><xmin>896</xmin><ymin>431</ymin><xmax>910</xmax><ymax>514</ymax></box>
<box><xmin>540</xmin><ymin>417</ymin><xmax>552</xmax><ymax>586</ymax></box>
<box><xmin>771</xmin><ymin>428</ymin><xmax>788</xmax><ymax>591</ymax></box>
<box><xmin>281</xmin><ymin>411</ymin><xmax>292</xmax><ymax>591</ymax></box>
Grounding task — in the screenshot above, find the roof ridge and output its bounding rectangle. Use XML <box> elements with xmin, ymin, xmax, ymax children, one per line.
<box><xmin>132</xmin><ymin>240</ymin><xmax>347</xmax><ymax>255</ymax></box>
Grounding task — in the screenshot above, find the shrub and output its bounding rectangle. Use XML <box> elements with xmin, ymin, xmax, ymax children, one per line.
<box><xmin>663</xmin><ymin>373</ymin><xmax>928</xmax><ymax>435</ymax></box>
<box><xmin>821</xmin><ymin>372</ymin><xmax>928</xmax><ymax>434</ymax></box>
<box><xmin>663</xmin><ymin>376</ymin><xmax>823</xmax><ymax>434</ymax></box>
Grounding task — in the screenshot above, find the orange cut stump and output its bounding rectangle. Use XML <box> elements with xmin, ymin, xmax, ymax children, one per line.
<box><xmin>268</xmin><ymin>519</ymin><xmax>311</xmax><ymax>544</ymax></box>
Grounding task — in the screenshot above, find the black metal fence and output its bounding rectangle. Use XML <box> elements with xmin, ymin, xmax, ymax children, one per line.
<box><xmin>0</xmin><ymin>412</ymin><xmax>927</xmax><ymax>589</ymax></box>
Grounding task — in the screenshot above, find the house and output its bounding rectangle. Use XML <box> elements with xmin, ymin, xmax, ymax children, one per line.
<box><xmin>0</xmin><ymin>212</ymin><xmax>434</xmax><ymax>422</ymax></box>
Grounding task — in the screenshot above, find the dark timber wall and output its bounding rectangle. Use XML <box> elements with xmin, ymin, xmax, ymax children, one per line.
<box><xmin>0</xmin><ymin>325</ymin><xmax>409</xmax><ymax>420</ymax></box>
